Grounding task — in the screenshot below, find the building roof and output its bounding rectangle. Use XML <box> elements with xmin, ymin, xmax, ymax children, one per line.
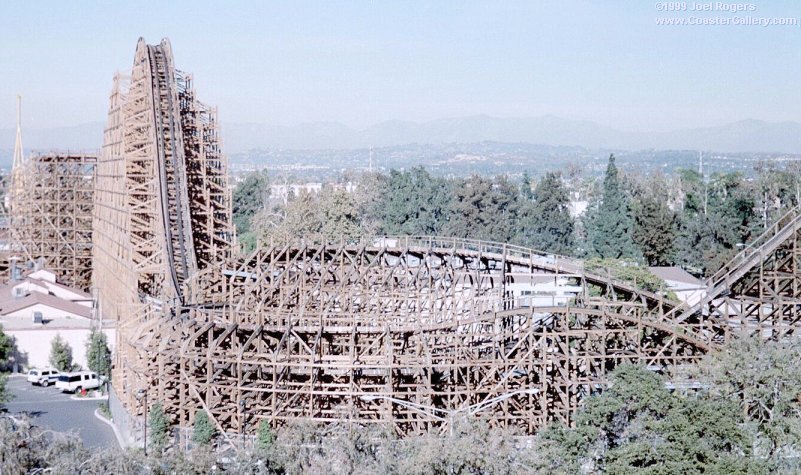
<box><xmin>28</xmin><ymin>277</ymin><xmax>91</xmax><ymax>299</ymax></box>
<box><xmin>0</xmin><ymin>267</ymin><xmax>94</xmax><ymax>322</ymax></box>
<box><xmin>648</xmin><ymin>266</ymin><xmax>704</xmax><ymax>287</ymax></box>
<box><xmin>0</xmin><ymin>291</ymin><xmax>92</xmax><ymax>319</ymax></box>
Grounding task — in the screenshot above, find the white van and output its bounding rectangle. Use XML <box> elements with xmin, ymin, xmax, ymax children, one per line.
<box><xmin>55</xmin><ymin>371</ymin><xmax>101</xmax><ymax>393</ymax></box>
<box><xmin>27</xmin><ymin>368</ymin><xmax>61</xmax><ymax>386</ymax></box>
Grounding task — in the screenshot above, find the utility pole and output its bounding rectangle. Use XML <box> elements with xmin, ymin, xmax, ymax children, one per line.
<box><xmin>700</xmin><ymin>152</ymin><xmax>708</xmax><ymax>216</ymax></box>
<box><xmin>137</xmin><ymin>388</ymin><xmax>148</xmax><ymax>456</ymax></box>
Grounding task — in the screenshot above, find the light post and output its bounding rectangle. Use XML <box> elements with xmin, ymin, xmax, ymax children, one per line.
<box><xmin>136</xmin><ymin>388</ymin><xmax>148</xmax><ymax>456</ymax></box>
<box><xmin>239</xmin><ymin>398</ymin><xmax>248</xmax><ymax>450</ymax></box>
<box><xmin>360</xmin><ymin>388</ymin><xmax>539</xmax><ymax>436</ymax></box>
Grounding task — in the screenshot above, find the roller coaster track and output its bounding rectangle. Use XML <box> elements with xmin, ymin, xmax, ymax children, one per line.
<box><xmin>145</xmin><ymin>40</ymin><xmax>197</xmax><ymax>303</ymax></box>
<box><xmin>665</xmin><ymin>207</ymin><xmax>801</xmax><ymax>325</ymax></box>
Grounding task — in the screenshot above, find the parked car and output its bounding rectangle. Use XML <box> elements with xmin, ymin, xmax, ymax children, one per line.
<box><xmin>27</xmin><ymin>368</ymin><xmax>61</xmax><ymax>386</ymax></box>
<box><xmin>55</xmin><ymin>371</ymin><xmax>101</xmax><ymax>393</ymax></box>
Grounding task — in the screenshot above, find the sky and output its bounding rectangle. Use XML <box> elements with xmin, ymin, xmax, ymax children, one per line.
<box><xmin>0</xmin><ymin>1</ymin><xmax>800</xmax><ymax>132</ymax></box>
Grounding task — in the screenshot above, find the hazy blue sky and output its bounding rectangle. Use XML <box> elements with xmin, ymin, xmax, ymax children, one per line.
<box><xmin>1</xmin><ymin>1</ymin><xmax>799</xmax><ymax>131</ymax></box>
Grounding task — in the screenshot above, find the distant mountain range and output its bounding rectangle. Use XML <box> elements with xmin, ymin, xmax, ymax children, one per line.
<box><xmin>2</xmin><ymin>115</ymin><xmax>800</xmax><ymax>154</ymax></box>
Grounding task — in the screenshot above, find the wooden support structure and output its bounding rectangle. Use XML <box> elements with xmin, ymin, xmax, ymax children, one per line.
<box><xmin>89</xmin><ymin>38</ymin><xmax>801</xmax><ymax>449</ymax></box>
<box><xmin>9</xmin><ymin>153</ymin><xmax>96</xmax><ymax>291</ymax></box>
<box><xmin>93</xmin><ymin>38</ymin><xmax>233</xmax><ymax>423</ymax></box>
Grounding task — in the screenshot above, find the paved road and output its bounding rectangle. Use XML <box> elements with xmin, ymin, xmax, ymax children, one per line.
<box><xmin>4</xmin><ymin>375</ymin><xmax>118</xmax><ymax>449</ymax></box>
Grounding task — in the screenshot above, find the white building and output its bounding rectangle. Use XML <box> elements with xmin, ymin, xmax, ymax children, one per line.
<box><xmin>648</xmin><ymin>266</ymin><xmax>707</xmax><ymax>306</ymax></box>
<box><xmin>506</xmin><ymin>273</ymin><xmax>583</xmax><ymax>307</ymax></box>
<box><xmin>0</xmin><ymin>268</ymin><xmax>114</xmax><ymax>372</ymax></box>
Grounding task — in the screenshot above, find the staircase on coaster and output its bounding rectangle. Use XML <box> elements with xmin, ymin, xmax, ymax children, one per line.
<box><xmin>665</xmin><ymin>207</ymin><xmax>801</xmax><ymax>341</ymax></box>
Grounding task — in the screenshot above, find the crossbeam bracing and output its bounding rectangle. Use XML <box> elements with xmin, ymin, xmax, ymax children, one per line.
<box><xmin>94</xmin><ymin>38</ymin><xmax>801</xmax><ymax>449</ymax></box>
<box><xmin>93</xmin><ymin>37</ymin><xmax>233</xmax><ymax>402</ymax></box>
<box><xmin>9</xmin><ymin>153</ymin><xmax>96</xmax><ymax>291</ymax></box>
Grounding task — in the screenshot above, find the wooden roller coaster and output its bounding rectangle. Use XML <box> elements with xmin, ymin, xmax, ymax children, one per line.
<box><xmin>35</xmin><ymin>37</ymin><xmax>800</xmax><ymax>449</ymax></box>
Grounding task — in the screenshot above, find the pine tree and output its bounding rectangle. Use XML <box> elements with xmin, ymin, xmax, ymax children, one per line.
<box><xmin>49</xmin><ymin>334</ymin><xmax>73</xmax><ymax>372</ymax></box>
<box><xmin>583</xmin><ymin>155</ymin><xmax>641</xmax><ymax>260</ymax></box>
<box><xmin>632</xmin><ymin>194</ymin><xmax>678</xmax><ymax>266</ymax></box>
<box><xmin>444</xmin><ymin>175</ymin><xmax>520</xmax><ymax>243</ymax></box>
<box><xmin>149</xmin><ymin>402</ymin><xmax>170</xmax><ymax>454</ymax></box>
<box><xmin>256</xmin><ymin>419</ymin><xmax>275</xmax><ymax>451</ymax></box>
<box><xmin>85</xmin><ymin>330</ymin><xmax>111</xmax><ymax>378</ymax></box>
<box><xmin>192</xmin><ymin>410</ymin><xmax>215</xmax><ymax>446</ymax></box>
<box><xmin>518</xmin><ymin>172</ymin><xmax>575</xmax><ymax>255</ymax></box>
<box><xmin>379</xmin><ymin>167</ymin><xmax>450</xmax><ymax>235</ymax></box>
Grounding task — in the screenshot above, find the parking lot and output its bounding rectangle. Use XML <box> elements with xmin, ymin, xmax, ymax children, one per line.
<box><xmin>5</xmin><ymin>375</ymin><xmax>119</xmax><ymax>449</ymax></box>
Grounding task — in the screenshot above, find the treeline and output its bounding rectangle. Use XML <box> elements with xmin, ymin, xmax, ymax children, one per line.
<box><xmin>234</xmin><ymin>156</ymin><xmax>801</xmax><ymax>276</ymax></box>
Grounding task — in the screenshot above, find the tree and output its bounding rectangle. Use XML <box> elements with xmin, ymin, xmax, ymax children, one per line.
<box><xmin>632</xmin><ymin>193</ymin><xmax>678</xmax><ymax>266</ymax></box>
<box><xmin>85</xmin><ymin>330</ymin><xmax>111</xmax><ymax>379</ymax></box>
<box><xmin>319</xmin><ymin>188</ymin><xmax>362</xmax><ymax>238</ymax></box>
<box><xmin>379</xmin><ymin>167</ymin><xmax>450</xmax><ymax>236</ymax></box>
<box><xmin>674</xmin><ymin>171</ymin><xmax>760</xmax><ymax>275</ymax></box>
<box><xmin>533</xmin><ymin>364</ymin><xmax>765</xmax><ymax>474</ymax></box>
<box><xmin>49</xmin><ymin>334</ymin><xmax>73</xmax><ymax>372</ymax></box>
<box><xmin>585</xmin><ymin>258</ymin><xmax>674</xmax><ymax>297</ymax></box>
<box><xmin>583</xmin><ymin>155</ymin><xmax>641</xmax><ymax>260</ymax></box>
<box><xmin>699</xmin><ymin>336</ymin><xmax>801</xmax><ymax>467</ymax></box>
<box><xmin>355</xmin><ymin>171</ymin><xmax>389</xmax><ymax>235</ymax></box>
<box><xmin>0</xmin><ymin>325</ymin><xmax>10</xmax><ymax>404</ymax></box>
<box><xmin>232</xmin><ymin>170</ymin><xmax>270</xmax><ymax>250</ymax></box>
<box><xmin>149</xmin><ymin>402</ymin><xmax>170</xmax><ymax>454</ymax></box>
<box><xmin>257</xmin><ymin>419</ymin><xmax>275</xmax><ymax>452</ymax></box>
<box><xmin>444</xmin><ymin>175</ymin><xmax>521</xmax><ymax>243</ymax></box>
<box><xmin>192</xmin><ymin>410</ymin><xmax>215</xmax><ymax>446</ymax></box>
<box><xmin>0</xmin><ymin>324</ymin><xmax>12</xmax><ymax>363</ymax></box>
<box><xmin>518</xmin><ymin>172</ymin><xmax>575</xmax><ymax>255</ymax></box>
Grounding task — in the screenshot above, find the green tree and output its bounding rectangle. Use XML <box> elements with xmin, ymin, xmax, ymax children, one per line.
<box><xmin>85</xmin><ymin>330</ymin><xmax>111</xmax><ymax>378</ymax></box>
<box><xmin>379</xmin><ymin>167</ymin><xmax>450</xmax><ymax>235</ymax></box>
<box><xmin>355</xmin><ymin>171</ymin><xmax>389</xmax><ymax>235</ymax></box>
<box><xmin>232</xmin><ymin>170</ymin><xmax>270</xmax><ymax>250</ymax></box>
<box><xmin>699</xmin><ymin>336</ymin><xmax>801</xmax><ymax>467</ymax></box>
<box><xmin>585</xmin><ymin>258</ymin><xmax>675</xmax><ymax>296</ymax></box>
<box><xmin>444</xmin><ymin>175</ymin><xmax>520</xmax><ymax>243</ymax></box>
<box><xmin>533</xmin><ymin>364</ymin><xmax>764</xmax><ymax>474</ymax></box>
<box><xmin>632</xmin><ymin>193</ymin><xmax>678</xmax><ymax>266</ymax></box>
<box><xmin>583</xmin><ymin>155</ymin><xmax>641</xmax><ymax>260</ymax></box>
<box><xmin>675</xmin><ymin>172</ymin><xmax>759</xmax><ymax>275</ymax></box>
<box><xmin>0</xmin><ymin>324</ymin><xmax>12</xmax><ymax>363</ymax></box>
<box><xmin>149</xmin><ymin>402</ymin><xmax>170</xmax><ymax>454</ymax></box>
<box><xmin>0</xmin><ymin>325</ymin><xmax>11</xmax><ymax>404</ymax></box>
<box><xmin>518</xmin><ymin>171</ymin><xmax>575</xmax><ymax>255</ymax></box>
<box><xmin>256</xmin><ymin>419</ymin><xmax>275</xmax><ymax>451</ymax></box>
<box><xmin>49</xmin><ymin>334</ymin><xmax>73</xmax><ymax>372</ymax></box>
<box><xmin>319</xmin><ymin>187</ymin><xmax>362</xmax><ymax>238</ymax></box>
<box><xmin>192</xmin><ymin>410</ymin><xmax>215</xmax><ymax>446</ymax></box>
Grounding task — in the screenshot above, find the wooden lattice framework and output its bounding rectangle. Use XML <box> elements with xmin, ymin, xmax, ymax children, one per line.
<box><xmin>93</xmin><ymin>38</ymin><xmax>233</xmax><ymax>409</ymax></box>
<box><xmin>124</xmin><ymin>237</ymin><xmax>715</xmax><ymax>445</ymax></box>
<box><xmin>9</xmin><ymin>153</ymin><xmax>96</xmax><ymax>291</ymax></box>
<box><xmin>95</xmin><ymin>38</ymin><xmax>801</xmax><ymax>449</ymax></box>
